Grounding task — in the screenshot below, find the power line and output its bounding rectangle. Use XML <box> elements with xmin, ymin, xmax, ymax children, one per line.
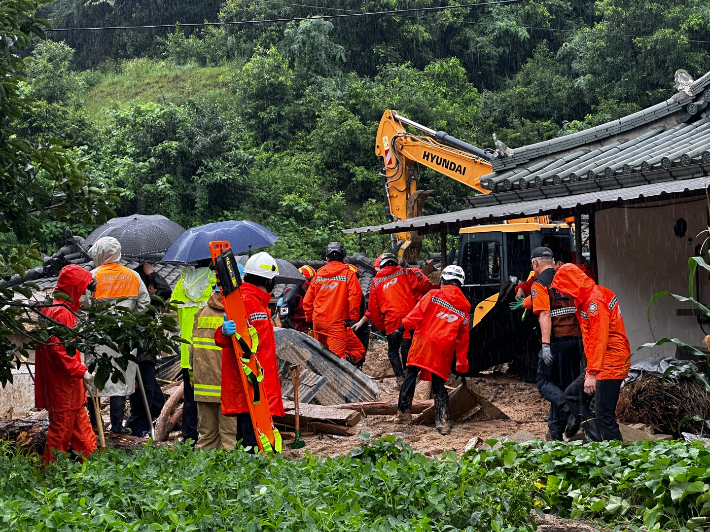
<box><xmin>45</xmin><ymin>0</ymin><xmax>525</xmax><ymax>32</ymax></box>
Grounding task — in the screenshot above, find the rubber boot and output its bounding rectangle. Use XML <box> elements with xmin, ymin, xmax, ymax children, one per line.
<box><xmin>564</xmin><ymin>413</ymin><xmax>581</xmax><ymax>439</ymax></box>
<box><xmin>581</xmin><ymin>418</ymin><xmax>602</xmax><ymax>443</ymax></box>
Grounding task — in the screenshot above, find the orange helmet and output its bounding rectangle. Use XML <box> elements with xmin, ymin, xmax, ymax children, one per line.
<box><xmin>299</xmin><ymin>265</ymin><xmax>316</xmax><ymax>282</ymax></box>
<box><xmin>347</xmin><ymin>264</ymin><xmax>361</xmax><ymax>278</ymax></box>
<box><xmin>374</xmin><ymin>253</ymin><xmax>385</xmax><ymax>271</ymax></box>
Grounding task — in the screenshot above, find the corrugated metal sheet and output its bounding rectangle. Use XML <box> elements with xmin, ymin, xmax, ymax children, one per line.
<box><xmin>344</xmin><ymin>174</ymin><xmax>710</xmax><ymax>235</ymax></box>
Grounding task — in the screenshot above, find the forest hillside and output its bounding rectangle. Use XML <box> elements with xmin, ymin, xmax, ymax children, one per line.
<box><xmin>4</xmin><ymin>0</ymin><xmax>710</xmax><ymax>264</ymax></box>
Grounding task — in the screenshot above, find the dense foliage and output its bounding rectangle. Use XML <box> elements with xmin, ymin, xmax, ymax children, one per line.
<box><xmin>1</xmin><ymin>437</ymin><xmax>709</xmax><ymax>531</ymax></box>
<box><xmin>4</xmin><ymin>0</ymin><xmax>704</xmax><ymax>261</ymax></box>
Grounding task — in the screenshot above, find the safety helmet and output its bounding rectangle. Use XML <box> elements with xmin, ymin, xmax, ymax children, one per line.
<box><xmin>326</xmin><ymin>241</ymin><xmax>346</xmax><ymax>260</ymax></box>
<box><xmin>379</xmin><ymin>253</ymin><xmax>398</xmax><ymax>269</ymax></box>
<box><xmin>373</xmin><ymin>253</ymin><xmax>385</xmax><ymax>271</ymax></box>
<box><xmin>441</xmin><ymin>265</ymin><xmax>465</xmax><ymax>285</ymax></box>
<box><xmin>243</xmin><ymin>252</ymin><xmax>279</xmax><ymax>280</ymax></box>
<box><xmin>299</xmin><ymin>264</ymin><xmax>316</xmax><ymax>282</ymax></box>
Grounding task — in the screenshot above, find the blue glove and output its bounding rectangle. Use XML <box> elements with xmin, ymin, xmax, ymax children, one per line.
<box><xmin>541</xmin><ymin>344</ymin><xmax>553</xmax><ymax>366</ymax></box>
<box><xmin>222</xmin><ymin>314</ymin><xmax>237</xmax><ymax>336</ymax></box>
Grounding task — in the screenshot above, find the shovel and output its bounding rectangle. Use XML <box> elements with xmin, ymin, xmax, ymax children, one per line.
<box><xmin>136</xmin><ymin>368</ymin><xmax>156</xmax><ymax>441</ymax></box>
<box><xmin>289</xmin><ymin>365</ymin><xmax>305</xmax><ymax>449</ymax></box>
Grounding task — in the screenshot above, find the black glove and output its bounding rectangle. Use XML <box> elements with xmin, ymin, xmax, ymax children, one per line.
<box><xmin>390</xmin><ymin>325</ymin><xmax>405</xmax><ymax>343</ymax></box>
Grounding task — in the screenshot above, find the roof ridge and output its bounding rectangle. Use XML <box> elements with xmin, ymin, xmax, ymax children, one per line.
<box><xmin>490</xmin><ymin>72</ymin><xmax>710</xmax><ymax>172</ymax></box>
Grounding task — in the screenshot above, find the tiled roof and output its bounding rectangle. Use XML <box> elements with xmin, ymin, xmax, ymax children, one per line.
<box><xmin>344</xmin><ymin>70</ymin><xmax>710</xmax><ymax>236</ymax></box>
<box><xmin>488</xmin><ymin>70</ymin><xmax>710</xmax><ymax>174</ymax></box>
<box><xmin>344</xmin><ymin>172</ymin><xmax>710</xmax><ymax>235</ymax></box>
<box><xmin>20</xmin><ymin>260</ymin><xmax>186</xmax><ymax>291</ymax></box>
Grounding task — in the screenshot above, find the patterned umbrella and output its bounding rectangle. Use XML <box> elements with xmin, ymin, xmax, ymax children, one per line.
<box><xmin>161</xmin><ymin>220</ymin><xmax>278</xmax><ymax>263</ymax></box>
<box><xmin>83</xmin><ymin>214</ymin><xmax>186</xmax><ymax>259</ymax></box>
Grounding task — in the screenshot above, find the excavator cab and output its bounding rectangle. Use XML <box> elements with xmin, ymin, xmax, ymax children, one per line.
<box><xmin>457</xmin><ymin>223</ymin><xmax>573</xmax><ymax>308</ymax></box>
<box><xmin>457</xmin><ymin>223</ymin><xmax>574</xmax><ymax>380</ymax></box>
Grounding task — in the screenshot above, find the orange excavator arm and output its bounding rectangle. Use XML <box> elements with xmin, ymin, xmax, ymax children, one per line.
<box><xmin>375</xmin><ymin>110</ymin><xmax>493</xmax><ymax>260</ymax></box>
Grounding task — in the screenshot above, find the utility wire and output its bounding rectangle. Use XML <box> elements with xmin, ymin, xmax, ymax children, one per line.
<box><xmin>45</xmin><ymin>0</ymin><xmax>525</xmax><ymax>32</ymax></box>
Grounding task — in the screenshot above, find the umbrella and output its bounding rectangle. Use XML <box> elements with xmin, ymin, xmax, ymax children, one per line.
<box><xmin>83</xmin><ymin>214</ymin><xmax>186</xmax><ymax>259</ymax></box>
<box><xmin>235</xmin><ymin>255</ymin><xmax>304</xmax><ymax>285</ymax></box>
<box><xmin>162</xmin><ymin>220</ymin><xmax>278</xmax><ymax>263</ymax></box>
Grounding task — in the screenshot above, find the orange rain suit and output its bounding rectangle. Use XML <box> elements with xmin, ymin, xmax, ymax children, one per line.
<box><xmin>551</xmin><ymin>263</ymin><xmax>630</xmax><ymax>381</ymax></box>
<box><xmin>215</xmin><ymin>282</ymin><xmax>285</xmax><ymax>417</ymax></box>
<box><xmin>402</xmin><ymin>284</ymin><xmax>471</xmax><ymax>380</ymax></box>
<box><xmin>35</xmin><ymin>264</ymin><xmax>97</xmax><ymax>464</ymax></box>
<box><xmin>368</xmin><ymin>265</ymin><xmax>434</xmax><ymax>336</ymax></box>
<box><xmin>303</xmin><ymin>260</ymin><xmax>366</xmax><ymax>362</ymax></box>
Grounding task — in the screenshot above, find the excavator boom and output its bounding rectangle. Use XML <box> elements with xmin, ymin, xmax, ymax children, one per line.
<box><xmin>375</xmin><ymin>110</ymin><xmax>493</xmax><ymax>260</ymax></box>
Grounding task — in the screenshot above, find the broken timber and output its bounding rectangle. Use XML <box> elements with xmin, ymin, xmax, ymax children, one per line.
<box><xmin>331</xmin><ymin>400</ymin><xmax>434</xmax><ymax>416</ymax></box>
<box><xmin>274</xmin><ymin>400</ymin><xmax>361</xmax><ymax>436</ymax></box>
<box><xmin>413</xmin><ymin>384</ymin><xmax>508</xmax><ymax>425</ymax></box>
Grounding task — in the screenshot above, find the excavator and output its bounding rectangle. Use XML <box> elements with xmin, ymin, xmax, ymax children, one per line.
<box><xmin>375</xmin><ymin>110</ymin><xmax>575</xmax><ymax>378</ymax></box>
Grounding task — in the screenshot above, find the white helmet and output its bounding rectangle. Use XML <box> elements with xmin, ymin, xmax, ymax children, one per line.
<box><xmin>441</xmin><ymin>265</ymin><xmax>465</xmax><ymax>285</ymax></box>
<box><xmin>243</xmin><ymin>252</ymin><xmax>279</xmax><ymax>280</ymax></box>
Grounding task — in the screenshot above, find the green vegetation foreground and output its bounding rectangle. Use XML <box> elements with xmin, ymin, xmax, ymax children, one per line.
<box><xmin>1</xmin><ymin>437</ymin><xmax>709</xmax><ymax>531</ymax></box>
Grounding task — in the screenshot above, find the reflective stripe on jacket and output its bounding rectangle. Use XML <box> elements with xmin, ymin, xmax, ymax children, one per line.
<box><xmin>551</xmin><ymin>264</ymin><xmax>630</xmax><ymax>380</ymax></box>
<box><xmin>402</xmin><ymin>284</ymin><xmax>471</xmax><ymax>380</ymax></box>
<box><xmin>302</xmin><ymin>261</ymin><xmax>362</xmax><ymax>330</ymax></box>
<box><xmin>216</xmin><ymin>283</ymin><xmax>285</xmax><ymax>416</ymax></box>
<box><xmin>189</xmin><ymin>292</ymin><xmax>225</xmax><ymax>403</ymax></box>
<box><xmin>368</xmin><ymin>265</ymin><xmax>433</xmax><ymax>335</ymax></box>
<box><xmin>172</xmin><ymin>267</ymin><xmax>216</xmax><ymax>368</ymax></box>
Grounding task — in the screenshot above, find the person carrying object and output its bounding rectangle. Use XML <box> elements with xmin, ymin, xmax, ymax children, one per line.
<box><xmin>395</xmin><ymin>265</ymin><xmax>470</xmax><ymax>435</ymax></box>
<box><xmin>36</xmin><ymin>264</ymin><xmax>98</xmax><ymax>464</ymax></box>
<box><xmin>552</xmin><ymin>263</ymin><xmax>630</xmax><ymax>441</ymax></box>
<box><xmin>529</xmin><ymin>247</ymin><xmax>584</xmax><ymax>441</ymax></box>
<box><xmin>215</xmin><ymin>252</ymin><xmax>285</xmax><ymax>451</ymax></box>
<box><xmin>84</xmin><ymin>236</ymin><xmax>150</xmax><ymax>438</ymax></box>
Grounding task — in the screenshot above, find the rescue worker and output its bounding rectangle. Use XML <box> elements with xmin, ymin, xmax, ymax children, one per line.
<box><xmin>215</xmin><ymin>252</ymin><xmax>285</xmax><ymax>450</ymax></box>
<box><xmin>171</xmin><ymin>263</ymin><xmax>216</xmax><ymax>444</ymax></box>
<box><xmin>35</xmin><ymin>264</ymin><xmax>98</xmax><ymax>464</ymax></box>
<box><xmin>354</xmin><ymin>253</ymin><xmax>434</xmax><ymax>386</ymax></box>
<box><xmin>347</xmin><ymin>264</ymin><xmax>370</xmax><ymax>355</ymax></box>
<box><xmin>278</xmin><ymin>265</ymin><xmax>316</xmax><ymax>333</ymax></box>
<box><xmin>303</xmin><ymin>242</ymin><xmax>365</xmax><ymax>366</ymax></box>
<box><xmin>395</xmin><ymin>265</ymin><xmax>470</xmax><ymax>435</ymax></box>
<box><xmin>552</xmin><ymin>263</ymin><xmax>631</xmax><ymax>441</ymax></box>
<box><xmin>86</xmin><ymin>237</ymin><xmax>150</xmax><ymax>437</ymax></box>
<box><xmin>189</xmin><ymin>285</ymin><xmax>236</xmax><ymax>450</ymax></box>
<box><xmin>529</xmin><ymin>247</ymin><xmax>584</xmax><ymax>441</ymax></box>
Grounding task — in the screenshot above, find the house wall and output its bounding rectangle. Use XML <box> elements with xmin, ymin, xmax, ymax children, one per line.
<box><xmin>596</xmin><ymin>197</ymin><xmax>710</xmax><ymax>360</ymax></box>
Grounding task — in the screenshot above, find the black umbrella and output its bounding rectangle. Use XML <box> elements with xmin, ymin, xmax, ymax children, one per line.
<box><xmin>83</xmin><ymin>214</ymin><xmax>186</xmax><ymax>260</ymax></box>
<box><xmin>235</xmin><ymin>255</ymin><xmax>305</xmax><ymax>285</ymax></box>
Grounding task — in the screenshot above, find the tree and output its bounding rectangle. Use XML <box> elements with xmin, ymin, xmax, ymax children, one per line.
<box><xmin>0</xmin><ymin>0</ymin><xmax>178</xmax><ymax>387</ymax></box>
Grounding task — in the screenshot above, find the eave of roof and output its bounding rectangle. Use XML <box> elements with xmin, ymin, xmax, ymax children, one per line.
<box><xmin>344</xmin><ymin>167</ymin><xmax>710</xmax><ymax>235</ymax></box>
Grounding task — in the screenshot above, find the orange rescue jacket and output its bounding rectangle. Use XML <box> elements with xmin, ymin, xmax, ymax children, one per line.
<box><xmin>402</xmin><ymin>284</ymin><xmax>471</xmax><ymax>380</ymax></box>
<box><xmin>368</xmin><ymin>265</ymin><xmax>434</xmax><ymax>335</ymax></box>
<box><xmin>551</xmin><ymin>264</ymin><xmax>630</xmax><ymax>380</ymax></box>
<box><xmin>215</xmin><ymin>283</ymin><xmax>284</xmax><ymax>417</ymax></box>
<box><xmin>303</xmin><ymin>261</ymin><xmax>362</xmax><ymax>329</ymax></box>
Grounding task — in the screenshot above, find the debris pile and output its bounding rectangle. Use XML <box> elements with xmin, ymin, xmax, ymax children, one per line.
<box><xmin>616</xmin><ymin>374</ymin><xmax>710</xmax><ymax>436</ymax></box>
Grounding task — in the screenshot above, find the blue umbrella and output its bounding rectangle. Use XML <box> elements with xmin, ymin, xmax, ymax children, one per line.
<box><xmin>161</xmin><ymin>220</ymin><xmax>278</xmax><ymax>263</ymax></box>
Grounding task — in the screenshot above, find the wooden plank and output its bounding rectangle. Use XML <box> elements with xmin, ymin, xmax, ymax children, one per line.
<box><xmin>330</xmin><ymin>400</ymin><xmax>434</xmax><ymax>416</ymax></box>
<box><xmin>280</xmin><ymin>400</ymin><xmax>361</xmax><ymax>427</ymax></box>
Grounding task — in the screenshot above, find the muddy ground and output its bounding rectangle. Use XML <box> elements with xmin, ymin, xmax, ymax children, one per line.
<box><xmin>280</xmin><ymin>337</ymin><xmax>550</xmax><ymax>459</ymax></box>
